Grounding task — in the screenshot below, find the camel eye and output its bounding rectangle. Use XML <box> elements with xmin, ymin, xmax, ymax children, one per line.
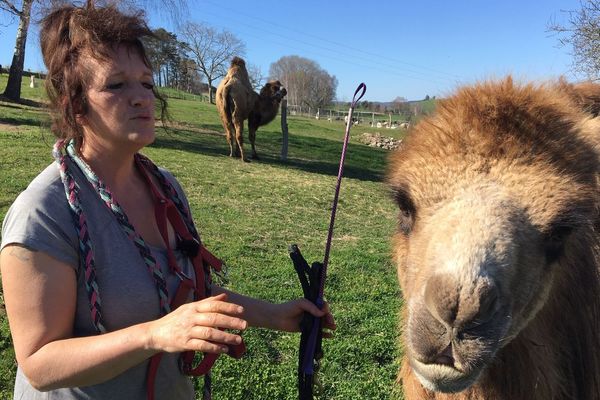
<box><xmin>544</xmin><ymin>225</ymin><xmax>573</xmax><ymax>263</ymax></box>
<box><xmin>398</xmin><ymin>208</ymin><xmax>414</xmax><ymax>235</ymax></box>
<box><xmin>392</xmin><ymin>188</ymin><xmax>416</xmax><ymax>235</ymax></box>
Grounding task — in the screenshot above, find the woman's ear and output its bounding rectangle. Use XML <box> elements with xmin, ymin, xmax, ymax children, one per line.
<box><xmin>71</xmin><ymin>97</ymin><xmax>88</xmax><ymax>126</ymax></box>
<box><xmin>75</xmin><ymin>113</ymin><xmax>86</xmax><ymax>125</ymax></box>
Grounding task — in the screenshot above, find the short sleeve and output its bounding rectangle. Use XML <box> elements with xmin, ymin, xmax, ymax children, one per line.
<box><xmin>159</xmin><ymin>168</ymin><xmax>193</xmax><ymax>213</ymax></box>
<box><xmin>1</xmin><ymin>165</ymin><xmax>79</xmax><ymax>268</ymax></box>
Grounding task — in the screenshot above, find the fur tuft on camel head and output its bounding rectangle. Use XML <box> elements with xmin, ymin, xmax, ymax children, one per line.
<box><xmin>230</xmin><ymin>56</ymin><xmax>246</xmax><ymax>68</ymax></box>
<box><xmin>387</xmin><ymin>77</ymin><xmax>600</xmax><ymax>400</ymax></box>
<box><xmin>216</xmin><ymin>56</ymin><xmax>287</xmax><ymax>161</ymax></box>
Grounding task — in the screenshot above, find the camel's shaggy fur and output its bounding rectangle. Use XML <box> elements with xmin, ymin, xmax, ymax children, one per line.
<box><xmin>387</xmin><ymin>77</ymin><xmax>600</xmax><ymax>400</ymax></box>
<box><xmin>215</xmin><ymin>57</ymin><xmax>286</xmax><ymax>161</ymax></box>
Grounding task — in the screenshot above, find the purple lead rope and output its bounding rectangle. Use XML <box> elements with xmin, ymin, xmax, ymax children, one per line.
<box><xmin>301</xmin><ymin>83</ymin><xmax>367</xmax><ymax>380</ymax></box>
<box><xmin>320</xmin><ymin>82</ymin><xmax>367</xmax><ymax>298</ymax></box>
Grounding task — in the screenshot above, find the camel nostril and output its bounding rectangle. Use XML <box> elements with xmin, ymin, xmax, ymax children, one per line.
<box><xmin>434</xmin><ymin>354</ymin><xmax>454</xmax><ymax>366</ymax></box>
<box><xmin>431</xmin><ymin>344</ymin><xmax>455</xmax><ymax>366</ymax></box>
<box><xmin>424</xmin><ymin>274</ymin><xmax>460</xmax><ymax>326</ymax></box>
<box><xmin>478</xmin><ymin>284</ymin><xmax>500</xmax><ymax>321</ymax></box>
<box><xmin>459</xmin><ymin>279</ymin><xmax>501</xmax><ymax>333</ymax></box>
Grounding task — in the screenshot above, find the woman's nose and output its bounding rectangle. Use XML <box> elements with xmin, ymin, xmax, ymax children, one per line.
<box><xmin>131</xmin><ymin>85</ymin><xmax>154</xmax><ymax>107</ymax></box>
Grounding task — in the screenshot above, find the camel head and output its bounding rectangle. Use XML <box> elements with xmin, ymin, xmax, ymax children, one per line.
<box><xmin>259</xmin><ymin>80</ymin><xmax>287</xmax><ymax>102</ymax></box>
<box><xmin>386</xmin><ymin>78</ymin><xmax>599</xmax><ymax>394</ymax></box>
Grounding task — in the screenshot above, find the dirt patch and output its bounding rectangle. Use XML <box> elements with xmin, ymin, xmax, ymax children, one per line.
<box><xmin>0</xmin><ymin>122</ymin><xmax>22</xmax><ymax>132</ymax></box>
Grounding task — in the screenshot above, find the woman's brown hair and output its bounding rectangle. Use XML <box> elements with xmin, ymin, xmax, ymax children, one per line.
<box><xmin>40</xmin><ymin>1</ymin><xmax>167</xmax><ymax>149</ymax></box>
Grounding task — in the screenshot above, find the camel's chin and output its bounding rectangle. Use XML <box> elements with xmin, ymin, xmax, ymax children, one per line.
<box><xmin>410</xmin><ymin>359</ymin><xmax>483</xmax><ymax>394</ymax></box>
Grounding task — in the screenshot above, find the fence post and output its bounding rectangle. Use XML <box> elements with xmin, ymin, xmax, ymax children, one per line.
<box><xmin>281</xmin><ymin>99</ymin><xmax>289</xmax><ymax>161</ymax></box>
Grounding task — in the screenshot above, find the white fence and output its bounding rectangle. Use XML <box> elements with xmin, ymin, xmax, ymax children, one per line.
<box><xmin>286</xmin><ymin>104</ymin><xmax>410</xmax><ymax>129</ymax></box>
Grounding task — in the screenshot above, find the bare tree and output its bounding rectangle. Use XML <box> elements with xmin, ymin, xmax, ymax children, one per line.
<box><xmin>269</xmin><ymin>55</ymin><xmax>337</xmax><ymax>110</ymax></box>
<box><xmin>180</xmin><ymin>21</ymin><xmax>245</xmax><ymax>103</ymax></box>
<box><xmin>549</xmin><ymin>0</ymin><xmax>600</xmax><ymax>80</ymax></box>
<box><xmin>392</xmin><ymin>96</ymin><xmax>410</xmax><ymax>115</ymax></box>
<box><xmin>1</xmin><ymin>0</ymin><xmax>34</xmax><ymax>101</ymax></box>
<box><xmin>0</xmin><ymin>0</ymin><xmax>188</xmax><ymax>102</ymax></box>
<box><xmin>247</xmin><ymin>62</ymin><xmax>264</xmax><ymax>91</ymax></box>
<box><xmin>309</xmin><ymin>68</ymin><xmax>337</xmax><ymax>110</ymax></box>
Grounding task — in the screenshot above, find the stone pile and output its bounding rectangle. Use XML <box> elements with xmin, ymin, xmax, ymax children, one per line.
<box><xmin>359</xmin><ymin>132</ymin><xmax>402</xmax><ymax>150</ymax></box>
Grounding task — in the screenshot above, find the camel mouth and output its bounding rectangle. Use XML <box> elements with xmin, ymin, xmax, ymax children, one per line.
<box><xmin>410</xmin><ymin>358</ymin><xmax>483</xmax><ymax>393</ymax></box>
<box><xmin>274</xmin><ymin>87</ymin><xmax>287</xmax><ymax>100</ymax></box>
<box><xmin>406</xmin><ymin>326</ymin><xmax>504</xmax><ymax>394</ymax></box>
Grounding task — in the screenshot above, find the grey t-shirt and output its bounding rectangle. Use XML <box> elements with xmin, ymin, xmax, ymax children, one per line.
<box><xmin>1</xmin><ymin>158</ymin><xmax>197</xmax><ymax>399</ymax></box>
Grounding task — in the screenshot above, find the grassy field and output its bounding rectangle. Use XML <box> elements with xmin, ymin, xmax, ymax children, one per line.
<box><xmin>0</xmin><ymin>73</ymin><xmax>406</xmax><ymax>399</ymax></box>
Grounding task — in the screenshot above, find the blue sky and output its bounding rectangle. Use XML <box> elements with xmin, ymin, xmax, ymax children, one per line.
<box><xmin>0</xmin><ymin>0</ymin><xmax>583</xmax><ymax>102</ymax></box>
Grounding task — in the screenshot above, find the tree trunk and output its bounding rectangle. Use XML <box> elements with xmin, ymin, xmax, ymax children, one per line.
<box><xmin>207</xmin><ymin>78</ymin><xmax>214</xmax><ymax>104</ymax></box>
<box><xmin>280</xmin><ymin>99</ymin><xmax>288</xmax><ymax>160</ymax></box>
<box><xmin>3</xmin><ymin>0</ymin><xmax>34</xmax><ymax>101</ymax></box>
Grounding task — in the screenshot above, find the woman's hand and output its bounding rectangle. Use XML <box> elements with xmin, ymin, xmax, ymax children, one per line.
<box><xmin>145</xmin><ymin>293</ymin><xmax>247</xmax><ymax>354</ymax></box>
<box><xmin>270</xmin><ymin>299</ymin><xmax>336</xmax><ymax>337</ymax></box>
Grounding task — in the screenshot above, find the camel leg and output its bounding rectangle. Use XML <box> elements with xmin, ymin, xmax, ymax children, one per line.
<box><xmin>249</xmin><ymin>124</ymin><xmax>259</xmax><ymax>160</ymax></box>
<box><xmin>224</xmin><ymin>121</ymin><xmax>236</xmax><ymax>157</ymax></box>
<box><xmin>218</xmin><ymin>108</ymin><xmax>236</xmax><ymax>157</ymax></box>
<box><xmin>234</xmin><ymin>120</ymin><xmax>247</xmax><ymax>162</ymax></box>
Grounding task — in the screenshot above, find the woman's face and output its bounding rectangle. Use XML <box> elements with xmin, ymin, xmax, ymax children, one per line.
<box><xmin>80</xmin><ymin>45</ymin><xmax>156</xmax><ymax>156</ymax></box>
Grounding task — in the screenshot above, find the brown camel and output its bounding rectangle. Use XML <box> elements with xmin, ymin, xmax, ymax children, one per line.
<box><xmin>386</xmin><ymin>77</ymin><xmax>600</xmax><ymax>400</ymax></box>
<box><xmin>215</xmin><ymin>57</ymin><xmax>287</xmax><ymax>161</ymax></box>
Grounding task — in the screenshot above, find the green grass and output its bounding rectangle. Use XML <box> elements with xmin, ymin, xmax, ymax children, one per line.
<box><xmin>0</xmin><ymin>73</ymin><xmax>405</xmax><ymax>399</ymax></box>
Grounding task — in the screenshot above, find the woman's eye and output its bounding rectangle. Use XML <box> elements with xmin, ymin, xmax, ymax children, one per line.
<box><xmin>143</xmin><ymin>82</ymin><xmax>154</xmax><ymax>90</ymax></box>
<box><xmin>106</xmin><ymin>82</ymin><xmax>123</xmax><ymax>90</ymax></box>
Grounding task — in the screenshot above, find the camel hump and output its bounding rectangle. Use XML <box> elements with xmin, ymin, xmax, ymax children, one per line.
<box><xmin>231</xmin><ymin>56</ymin><xmax>246</xmax><ymax>68</ymax></box>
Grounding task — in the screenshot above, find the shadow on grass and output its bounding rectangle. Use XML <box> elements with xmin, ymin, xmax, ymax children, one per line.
<box><xmin>152</xmin><ymin>128</ymin><xmax>388</xmax><ymax>183</ymax></box>
<box><xmin>0</xmin><ymin>116</ymin><xmax>47</xmax><ymax>127</ymax></box>
<box><xmin>0</xmin><ymin>96</ymin><xmax>45</xmax><ymax>109</ymax></box>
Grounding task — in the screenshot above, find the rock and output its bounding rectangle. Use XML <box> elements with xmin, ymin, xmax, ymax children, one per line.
<box><xmin>359</xmin><ymin>132</ymin><xmax>402</xmax><ymax>150</ymax></box>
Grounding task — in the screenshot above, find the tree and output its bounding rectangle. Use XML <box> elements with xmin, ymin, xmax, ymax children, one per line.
<box><xmin>247</xmin><ymin>62</ymin><xmax>264</xmax><ymax>91</ymax></box>
<box><xmin>269</xmin><ymin>55</ymin><xmax>337</xmax><ymax>110</ymax></box>
<box><xmin>0</xmin><ymin>0</ymin><xmax>188</xmax><ymax>102</ymax></box>
<box><xmin>1</xmin><ymin>0</ymin><xmax>34</xmax><ymax>101</ymax></box>
<box><xmin>144</xmin><ymin>28</ymin><xmax>179</xmax><ymax>87</ymax></box>
<box><xmin>180</xmin><ymin>21</ymin><xmax>245</xmax><ymax>103</ymax></box>
<box><xmin>549</xmin><ymin>0</ymin><xmax>600</xmax><ymax>80</ymax></box>
<box><xmin>392</xmin><ymin>96</ymin><xmax>410</xmax><ymax>115</ymax></box>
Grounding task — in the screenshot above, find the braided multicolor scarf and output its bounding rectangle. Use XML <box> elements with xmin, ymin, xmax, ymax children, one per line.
<box><xmin>52</xmin><ymin>139</ymin><xmax>204</xmax><ymax>333</ymax></box>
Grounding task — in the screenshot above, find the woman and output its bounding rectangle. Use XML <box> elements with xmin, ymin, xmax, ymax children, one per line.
<box><xmin>0</xmin><ymin>3</ymin><xmax>334</xmax><ymax>399</ymax></box>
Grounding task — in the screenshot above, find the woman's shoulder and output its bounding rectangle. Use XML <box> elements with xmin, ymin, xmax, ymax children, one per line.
<box><xmin>157</xmin><ymin>166</ymin><xmax>187</xmax><ymax>197</ymax></box>
<box><xmin>9</xmin><ymin>163</ymin><xmax>69</xmax><ymax>217</ymax></box>
<box><xmin>1</xmin><ymin>163</ymin><xmax>78</xmax><ymax>265</ymax></box>
<box><xmin>157</xmin><ymin>166</ymin><xmax>177</xmax><ymax>184</ymax></box>
<box><xmin>21</xmin><ymin>162</ymin><xmax>65</xmax><ymax>201</ymax></box>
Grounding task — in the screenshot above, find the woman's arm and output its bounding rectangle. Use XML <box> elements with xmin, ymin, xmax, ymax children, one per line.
<box><xmin>0</xmin><ymin>245</ymin><xmax>247</xmax><ymax>391</ymax></box>
<box><xmin>213</xmin><ymin>286</ymin><xmax>336</xmax><ymax>334</ymax></box>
